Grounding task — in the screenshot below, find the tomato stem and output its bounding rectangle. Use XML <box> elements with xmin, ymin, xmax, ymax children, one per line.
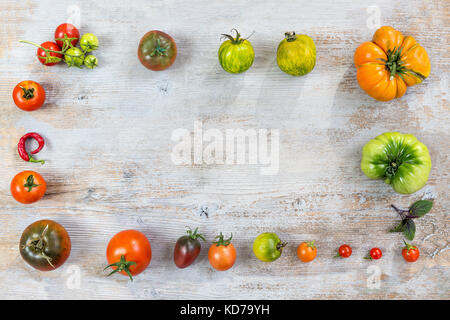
<box><xmin>23</xmin><ymin>174</ymin><xmax>40</xmax><ymax>192</ymax></box>
<box><xmin>222</xmin><ymin>29</ymin><xmax>245</xmax><ymax>44</ymax></box>
<box><xmin>284</xmin><ymin>31</ymin><xmax>297</xmax><ymax>42</ymax></box>
<box><xmin>213</xmin><ymin>232</ymin><xmax>232</xmax><ymax>246</ymax></box>
<box><xmin>104</xmin><ymin>255</ymin><xmax>136</xmax><ymax>281</ymax></box>
<box><xmin>19</xmin><ymin>86</ymin><xmax>35</xmax><ymax>99</ymax></box>
<box><xmin>186</xmin><ymin>226</ymin><xmax>206</xmax><ymax>241</ymax></box>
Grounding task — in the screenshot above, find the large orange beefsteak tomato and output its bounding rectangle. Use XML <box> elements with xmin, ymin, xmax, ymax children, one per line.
<box><xmin>354</xmin><ymin>26</ymin><xmax>430</xmax><ymax>101</ymax></box>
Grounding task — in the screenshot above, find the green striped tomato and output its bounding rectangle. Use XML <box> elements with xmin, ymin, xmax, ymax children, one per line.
<box><xmin>361</xmin><ymin>132</ymin><xmax>432</xmax><ymax>194</ymax></box>
<box><xmin>218</xmin><ymin>29</ymin><xmax>254</xmax><ymax>74</ymax></box>
<box><xmin>277</xmin><ymin>32</ymin><xmax>316</xmax><ymax>76</ymax></box>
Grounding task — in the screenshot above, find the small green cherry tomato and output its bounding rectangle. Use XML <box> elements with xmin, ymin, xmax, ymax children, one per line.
<box><xmin>218</xmin><ymin>29</ymin><xmax>255</xmax><ymax>74</ymax></box>
<box><xmin>253</xmin><ymin>232</ymin><xmax>286</xmax><ymax>262</ymax></box>
<box><xmin>64</xmin><ymin>47</ymin><xmax>85</xmax><ymax>67</ymax></box>
<box><xmin>277</xmin><ymin>32</ymin><xmax>316</xmax><ymax>76</ymax></box>
<box><xmin>361</xmin><ymin>132</ymin><xmax>431</xmax><ymax>194</ymax></box>
<box><xmin>84</xmin><ymin>55</ymin><xmax>98</xmax><ymax>69</ymax></box>
<box><xmin>80</xmin><ymin>33</ymin><xmax>99</xmax><ymax>52</ymax></box>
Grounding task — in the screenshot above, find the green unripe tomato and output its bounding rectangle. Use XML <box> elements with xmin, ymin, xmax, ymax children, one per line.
<box><xmin>84</xmin><ymin>55</ymin><xmax>98</xmax><ymax>69</ymax></box>
<box><xmin>361</xmin><ymin>132</ymin><xmax>432</xmax><ymax>194</ymax></box>
<box><xmin>218</xmin><ymin>29</ymin><xmax>254</xmax><ymax>74</ymax></box>
<box><xmin>80</xmin><ymin>33</ymin><xmax>99</xmax><ymax>52</ymax></box>
<box><xmin>253</xmin><ymin>232</ymin><xmax>286</xmax><ymax>262</ymax></box>
<box><xmin>64</xmin><ymin>47</ymin><xmax>85</xmax><ymax>67</ymax></box>
<box><xmin>277</xmin><ymin>32</ymin><xmax>316</xmax><ymax>76</ymax></box>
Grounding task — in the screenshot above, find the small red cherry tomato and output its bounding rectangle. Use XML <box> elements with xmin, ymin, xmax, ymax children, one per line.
<box><xmin>365</xmin><ymin>247</ymin><xmax>382</xmax><ymax>260</ymax></box>
<box><xmin>12</xmin><ymin>80</ymin><xmax>45</xmax><ymax>111</ymax></box>
<box><xmin>54</xmin><ymin>23</ymin><xmax>80</xmax><ymax>49</ymax></box>
<box><xmin>37</xmin><ymin>41</ymin><xmax>63</xmax><ymax>66</ymax></box>
<box><xmin>335</xmin><ymin>244</ymin><xmax>352</xmax><ymax>258</ymax></box>
<box><xmin>402</xmin><ymin>241</ymin><xmax>419</xmax><ymax>263</ymax></box>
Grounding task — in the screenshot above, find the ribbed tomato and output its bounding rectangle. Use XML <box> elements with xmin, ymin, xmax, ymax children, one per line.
<box><xmin>354</xmin><ymin>26</ymin><xmax>430</xmax><ymax>101</ymax></box>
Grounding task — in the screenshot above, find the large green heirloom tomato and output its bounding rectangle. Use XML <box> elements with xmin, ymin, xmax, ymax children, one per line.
<box><xmin>218</xmin><ymin>29</ymin><xmax>254</xmax><ymax>74</ymax></box>
<box><xmin>277</xmin><ymin>32</ymin><xmax>316</xmax><ymax>76</ymax></box>
<box><xmin>253</xmin><ymin>232</ymin><xmax>287</xmax><ymax>262</ymax></box>
<box><xmin>361</xmin><ymin>132</ymin><xmax>431</xmax><ymax>194</ymax></box>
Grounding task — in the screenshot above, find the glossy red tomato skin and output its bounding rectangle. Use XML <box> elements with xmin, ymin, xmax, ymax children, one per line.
<box><xmin>402</xmin><ymin>246</ymin><xmax>420</xmax><ymax>262</ymax></box>
<box><xmin>12</xmin><ymin>80</ymin><xmax>45</xmax><ymax>111</ymax></box>
<box><xmin>106</xmin><ymin>230</ymin><xmax>152</xmax><ymax>277</ymax></box>
<box><xmin>20</xmin><ymin>219</ymin><xmax>71</xmax><ymax>271</ymax></box>
<box><xmin>138</xmin><ymin>30</ymin><xmax>177</xmax><ymax>71</ymax></box>
<box><xmin>10</xmin><ymin>171</ymin><xmax>46</xmax><ymax>204</ymax></box>
<box><xmin>37</xmin><ymin>41</ymin><xmax>63</xmax><ymax>66</ymax></box>
<box><xmin>173</xmin><ymin>235</ymin><xmax>201</xmax><ymax>268</ymax></box>
<box><xmin>54</xmin><ymin>23</ymin><xmax>80</xmax><ymax>48</ymax></box>
<box><xmin>338</xmin><ymin>244</ymin><xmax>352</xmax><ymax>258</ymax></box>
<box><xmin>208</xmin><ymin>243</ymin><xmax>236</xmax><ymax>271</ymax></box>
<box><xmin>370</xmin><ymin>248</ymin><xmax>382</xmax><ymax>260</ymax></box>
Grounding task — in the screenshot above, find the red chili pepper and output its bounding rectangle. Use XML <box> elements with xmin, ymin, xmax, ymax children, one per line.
<box><xmin>18</xmin><ymin>132</ymin><xmax>45</xmax><ymax>164</ymax></box>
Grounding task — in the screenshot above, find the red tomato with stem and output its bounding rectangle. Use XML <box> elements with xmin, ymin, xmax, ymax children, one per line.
<box><xmin>11</xmin><ymin>171</ymin><xmax>46</xmax><ymax>204</ymax></box>
<box><xmin>105</xmin><ymin>230</ymin><xmax>152</xmax><ymax>281</ymax></box>
<box><xmin>12</xmin><ymin>80</ymin><xmax>45</xmax><ymax>111</ymax></box>
<box><xmin>365</xmin><ymin>247</ymin><xmax>382</xmax><ymax>260</ymax></box>
<box><xmin>402</xmin><ymin>241</ymin><xmax>419</xmax><ymax>262</ymax></box>
<box><xmin>54</xmin><ymin>23</ymin><xmax>80</xmax><ymax>49</ymax></box>
<box><xmin>208</xmin><ymin>233</ymin><xmax>236</xmax><ymax>271</ymax></box>
<box><xmin>335</xmin><ymin>244</ymin><xmax>352</xmax><ymax>258</ymax></box>
<box><xmin>37</xmin><ymin>41</ymin><xmax>63</xmax><ymax>66</ymax></box>
<box><xmin>297</xmin><ymin>240</ymin><xmax>317</xmax><ymax>262</ymax></box>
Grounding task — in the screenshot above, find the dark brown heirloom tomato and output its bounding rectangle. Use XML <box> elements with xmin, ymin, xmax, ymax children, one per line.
<box><xmin>174</xmin><ymin>227</ymin><xmax>205</xmax><ymax>268</ymax></box>
<box><xmin>19</xmin><ymin>220</ymin><xmax>71</xmax><ymax>271</ymax></box>
<box><xmin>138</xmin><ymin>30</ymin><xmax>177</xmax><ymax>71</ymax></box>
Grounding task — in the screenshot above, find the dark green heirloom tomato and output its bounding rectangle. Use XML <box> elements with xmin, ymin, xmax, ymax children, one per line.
<box><xmin>20</xmin><ymin>220</ymin><xmax>71</xmax><ymax>271</ymax></box>
<box><xmin>138</xmin><ymin>30</ymin><xmax>177</xmax><ymax>71</ymax></box>
<box><xmin>361</xmin><ymin>132</ymin><xmax>431</xmax><ymax>194</ymax></box>
<box><xmin>277</xmin><ymin>32</ymin><xmax>316</xmax><ymax>76</ymax></box>
<box><xmin>218</xmin><ymin>29</ymin><xmax>254</xmax><ymax>74</ymax></box>
<box><xmin>253</xmin><ymin>232</ymin><xmax>287</xmax><ymax>262</ymax></box>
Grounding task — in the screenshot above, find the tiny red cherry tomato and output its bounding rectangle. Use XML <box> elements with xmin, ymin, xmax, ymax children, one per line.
<box><xmin>12</xmin><ymin>80</ymin><xmax>45</xmax><ymax>111</ymax></box>
<box><xmin>54</xmin><ymin>23</ymin><xmax>80</xmax><ymax>49</ymax></box>
<box><xmin>37</xmin><ymin>41</ymin><xmax>63</xmax><ymax>66</ymax></box>
<box><xmin>336</xmin><ymin>244</ymin><xmax>352</xmax><ymax>258</ymax></box>
<box><xmin>365</xmin><ymin>247</ymin><xmax>382</xmax><ymax>260</ymax></box>
<box><xmin>402</xmin><ymin>241</ymin><xmax>419</xmax><ymax>263</ymax></box>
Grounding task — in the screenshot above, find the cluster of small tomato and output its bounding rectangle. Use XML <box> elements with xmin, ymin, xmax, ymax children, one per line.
<box><xmin>20</xmin><ymin>23</ymin><xmax>99</xmax><ymax>69</ymax></box>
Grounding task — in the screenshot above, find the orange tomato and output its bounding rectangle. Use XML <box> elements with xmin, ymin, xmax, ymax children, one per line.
<box><xmin>296</xmin><ymin>241</ymin><xmax>317</xmax><ymax>262</ymax></box>
<box><xmin>10</xmin><ymin>171</ymin><xmax>46</xmax><ymax>204</ymax></box>
<box><xmin>12</xmin><ymin>80</ymin><xmax>46</xmax><ymax>111</ymax></box>
<box><xmin>208</xmin><ymin>233</ymin><xmax>236</xmax><ymax>271</ymax></box>
<box><xmin>105</xmin><ymin>230</ymin><xmax>152</xmax><ymax>280</ymax></box>
<box><xmin>354</xmin><ymin>26</ymin><xmax>430</xmax><ymax>101</ymax></box>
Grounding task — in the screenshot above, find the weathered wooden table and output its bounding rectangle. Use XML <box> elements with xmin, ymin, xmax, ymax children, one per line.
<box><xmin>0</xmin><ymin>0</ymin><xmax>448</xmax><ymax>299</ymax></box>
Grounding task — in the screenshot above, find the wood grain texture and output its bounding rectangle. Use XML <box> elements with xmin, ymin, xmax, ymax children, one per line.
<box><xmin>0</xmin><ymin>0</ymin><xmax>448</xmax><ymax>300</ymax></box>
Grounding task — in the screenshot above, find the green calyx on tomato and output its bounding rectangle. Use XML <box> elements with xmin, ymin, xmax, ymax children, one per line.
<box><xmin>277</xmin><ymin>32</ymin><xmax>316</xmax><ymax>76</ymax></box>
<box><xmin>213</xmin><ymin>232</ymin><xmax>232</xmax><ymax>247</ymax></box>
<box><xmin>186</xmin><ymin>226</ymin><xmax>206</xmax><ymax>241</ymax></box>
<box><xmin>19</xmin><ymin>86</ymin><xmax>35</xmax><ymax>100</ymax></box>
<box><xmin>104</xmin><ymin>255</ymin><xmax>137</xmax><ymax>281</ymax></box>
<box><xmin>218</xmin><ymin>29</ymin><xmax>255</xmax><ymax>74</ymax></box>
<box><xmin>306</xmin><ymin>240</ymin><xmax>316</xmax><ymax>249</ymax></box>
<box><xmin>24</xmin><ymin>174</ymin><xmax>40</xmax><ymax>192</ymax></box>
<box><xmin>253</xmin><ymin>233</ymin><xmax>287</xmax><ymax>262</ymax></box>
<box><xmin>361</xmin><ymin>132</ymin><xmax>431</xmax><ymax>194</ymax></box>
